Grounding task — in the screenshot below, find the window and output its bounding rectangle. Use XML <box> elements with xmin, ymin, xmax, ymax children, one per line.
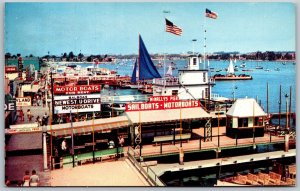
<box><xmin>238</xmin><ymin>118</ymin><xmax>248</xmax><ymax>127</ymax></box>
<box><xmin>172</xmin><ymin>90</ymin><xmax>178</xmax><ymax>96</ymax></box>
<box><xmin>193</xmin><ymin>58</ymin><xmax>197</xmax><ymax>65</ymax></box>
<box><xmin>203</xmin><ymin>73</ymin><xmax>206</xmax><ymax>82</ymax></box>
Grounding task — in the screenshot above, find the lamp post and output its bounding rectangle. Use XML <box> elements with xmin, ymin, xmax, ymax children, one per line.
<box><xmin>232</xmin><ymin>85</ymin><xmax>238</xmax><ymax>101</ymax></box>
<box><xmin>42</xmin><ymin>124</ymin><xmax>48</xmax><ymax>170</ymax></box>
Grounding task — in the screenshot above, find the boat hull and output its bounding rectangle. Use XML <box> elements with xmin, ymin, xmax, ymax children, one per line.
<box><xmin>213</xmin><ymin>76</ymin><xmax>253</xmax><ymax>80</ymax></box>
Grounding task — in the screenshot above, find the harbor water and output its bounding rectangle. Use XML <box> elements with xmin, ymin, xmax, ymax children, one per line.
<box><xmin>64</xmin><ymin>59</ymin><xmax>296</xmax><ymax>113</ymax></box>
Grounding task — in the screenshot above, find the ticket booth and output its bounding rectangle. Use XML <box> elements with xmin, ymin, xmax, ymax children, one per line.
<box><xmin>226</xmin><ymin>98</ymin><xmax>267</xmax><ymax>138</ymax></box>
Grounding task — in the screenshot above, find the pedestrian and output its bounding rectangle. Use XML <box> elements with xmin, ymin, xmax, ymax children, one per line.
<box><xmin>19</xmin><ymin>109</ymin><xmax>24</xmax><ymax>121</ymax></box>
<box><xmin>283</xmin><ymin>166</ymin><xmax>289</xmax><ymax>181</ymax></box>
<box><xmin>22</xmin><ymin>170</ymin><xmax>30</xmax><ymax>186</ymax></box>
<box><xmin>5</xmin><ymin>176</ymin><xmax>10</xmax><ymax>186</ymax></box>
<box><xmin>42</xmin><ymin>112</ymin><xmax>49</xmax><ymax>126</ymax></box>
<box><xmin>29</xmin><ymin>170</ymin><xmax>39</xmax><ymax>186</ymax></box>
<box><xmin>118</xmin><ymin>135</ymin><xmax>125</xmax><ymax>147</ymax></box>
<box><xmin>27</xmin><ymin>109</ymin><xmax>32</xmax><ymax>122</ymax></box>
<box><xmin>36</xmin><ymin>95</ymin><xmax>39</xmax><ymax>106</ymax></box>
<box><xmin>36</xmin><ymin>116</ymin><xmax>41</xmax><ymax>126</ymax></box>
<box><xmin>61</xmin><ymin>139</ymin><xmax>67</xmax><ymax>154</ymax></box>
<box><xmin>42</xmin><ymin>97</ymin><xmax>46</xmax><ymax>107</ymax></box>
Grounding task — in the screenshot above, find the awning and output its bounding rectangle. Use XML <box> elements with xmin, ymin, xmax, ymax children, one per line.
<box><xmin>22</xmin><ymin>85</ymin><xmax>40</xmax><ymax>93</ymax></box>
<box><xmin>49</xmin><ymin>116</ymin><xmax>129</xmax><ymax>137</ymax></box>
<box><xmin>124</xmin><ymin>107</ymin><xmax>211</xmax><ymax>125</ymax></box>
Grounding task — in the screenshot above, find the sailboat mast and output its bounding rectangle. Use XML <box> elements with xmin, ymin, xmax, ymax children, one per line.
<box><xmin>138</xmin><ymin>35</ymin><xmax>140</xmax><ymax>83</ymax></box>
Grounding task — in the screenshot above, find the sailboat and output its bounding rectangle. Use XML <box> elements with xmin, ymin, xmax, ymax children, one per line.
<box><xmin>129</xmin><ymin>35</ymin><xmax>161</xmax><ymax>88</ymax></box>
<box><xmin>165</xmin><ymin>64</ymin><xmax>173</xmax><ymax>77</ymax></box>
<box><xmin>213</xmin><ymin>59</ymin><xmax>253</xmax><ymax>80</ymax></box>
<box><xmin>255</xmin><ymin>61</ymin><xmax>263</xmax><ymax>69</ymax></box>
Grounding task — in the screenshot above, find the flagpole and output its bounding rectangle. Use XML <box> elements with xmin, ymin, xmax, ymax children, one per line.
<box><xmin>204</xmin><ymin>13</ymin><xmax>207</xmax><ymax>69</ymax></box>
<box><xmin>163</xmin><ymin>11</ymin><xmax>170</xmax><ymax>79</ymax></box>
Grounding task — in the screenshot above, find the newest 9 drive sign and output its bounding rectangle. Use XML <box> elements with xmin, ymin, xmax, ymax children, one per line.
<box><xmin>54</xmin><ymin>94</ymin><xmax>101</xmax><ymax>114</ymax></box>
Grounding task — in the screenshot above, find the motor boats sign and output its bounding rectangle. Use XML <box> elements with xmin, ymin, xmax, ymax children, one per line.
<box><xmin>53</xmin><ymin>85</ymin><xmax>101</xmax><ymax>95</ymax></box>
<box><xmin>16</xmin><ymin>97</ymin><xmax>32</xmax><ymax>107</ymax></box>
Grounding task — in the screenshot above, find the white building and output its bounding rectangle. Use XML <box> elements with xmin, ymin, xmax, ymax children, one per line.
<box><xmin>152</xmin><ymin>56</ymin><xmax>213</xmax><ymax>100</ymax></box>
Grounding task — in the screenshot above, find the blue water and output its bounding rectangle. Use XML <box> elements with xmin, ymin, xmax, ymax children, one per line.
<box><xmin>65</xmin><ymin>59</ymin><xmax>296</xmax><ymax>113</ymax></box>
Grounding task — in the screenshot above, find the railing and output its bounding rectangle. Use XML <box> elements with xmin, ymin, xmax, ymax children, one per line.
<box><xmin>127</xmin><ymin>147</ymin><xmax>165</xmax><ymax>186</ymax></box>
<box><xmin>153</xmin><ymin>78</ymin><xmax>179</xmax><ymax>86</ymax></box>
<box><xmin>101</xmin><ymin>95</ymin><xmax>150</xmax><ymax>103</ymax></box>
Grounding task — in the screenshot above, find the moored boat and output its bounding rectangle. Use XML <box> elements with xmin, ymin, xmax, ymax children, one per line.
<box><xmin>213</xmin><ymin>60</ymin><xmax>253</xmax><ymax>80</ymax></box>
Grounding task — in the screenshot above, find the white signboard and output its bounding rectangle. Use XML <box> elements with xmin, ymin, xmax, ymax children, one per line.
<box><xmin>16</xmin><ymin>97</ymin><xmax>32</xmax><ymax>107</ymax></box>
<box><xmin>54</xmin><ymin>94</ymin><xmax>101</xmax><ymax>114</ymax></box>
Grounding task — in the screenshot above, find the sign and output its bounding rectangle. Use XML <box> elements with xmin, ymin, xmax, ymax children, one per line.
<box><xmin>126</xmin><ymin>100</ymin><xmax>200</xmax><ymax>112</ymax></box>
<box><xmin>5</xmin><ymin>99</ymin><xmax>16</xmax><ymax>111</ymax></box>
<box><xmin>5</xmin><ymin>66</ymin><xmax>17</xmax><ymax>73</ymax></box>
<box><xmin>54</xmin><ymin>85</ymin><xmax>101</xmax><ymax>95</ymax></box>
<box><xmin>6</xmin><ymin>123</ymin><xmax>41</xmax><ymax>134</ymax></box>
<box><xmin>149</xmin><ymin>96</ymin><xmax>179</xmax><ymax>102</ymax></box>
<box><xmin>16</xmin><ymin>97</ymin><xmax>31</xmax><ymax>107</ymax></box>
<box><xmin>54</xmin><ymin>94</ymin><xmax>101</xmax><ymax>114</ymax></box>
<box><xmin>5</xmin><ymin>127</ymin><xmax>42</xmax><ymax>134</ymax></box>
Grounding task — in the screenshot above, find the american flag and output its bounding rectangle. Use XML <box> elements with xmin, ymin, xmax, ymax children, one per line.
<box><xmin>165</xmin><ymin>18</ymin><xmax>182</xmax><ymax>36</ymax></box>
<box><xmin>205</xmin><ymin>9</ymin><xmax>218</xmax><ymax>19</ymax></box>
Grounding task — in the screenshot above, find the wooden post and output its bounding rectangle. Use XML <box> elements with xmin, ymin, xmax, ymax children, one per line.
<box><xmin>289</xmin><ymin>86</ymin><xmax>292</xmax><ymax>129</ymax></box>
<box><xmin>179</xmin><ymin>147</ymin><xmax>184</xmax><ymax>165</ymax></box>
<box><xmin>284</xmin><ymin>94</ymin><xmax>289</xmax><ymax>152</ymax></box>
<box><xmin>173</xmin><ymin>125</ymin><xmax>175</xmax><ymax>145</ymax></box>
<box><xmin>160</xmin><ymin>142</ymin><xmax>162</xmax><ymax>154</ymax></box>
<box><xmin>278</xmin><ymin>84</ymin><xmax>282</xmax><ymax>132</ymax></box>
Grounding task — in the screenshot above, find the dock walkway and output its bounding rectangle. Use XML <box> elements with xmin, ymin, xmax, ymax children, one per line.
<box><xmin>150</xmin><ymin>149</ymin><xmax>296</xmax><ymax>177</ymax></box>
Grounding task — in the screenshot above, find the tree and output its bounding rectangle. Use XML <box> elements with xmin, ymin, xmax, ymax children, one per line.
<box><xmin>5</xmin><ymin>53</ymin><xmax>11</xmax><ymax>59</ymax></box>
<box><xmin>68</xmin><ymin>51</ymin><xmax>74</xmax><ymax>59</ymax></box>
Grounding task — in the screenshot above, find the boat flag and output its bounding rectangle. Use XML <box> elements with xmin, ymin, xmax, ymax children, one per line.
<box><xmin>205</xmin><ymin>9</ymin><xmax>218</xmax><ymax>19</ymax></box>
<box><xmin>165</xmin><ymin>18</ymin><xmax>183</xmax><ymax>36</ymax></box>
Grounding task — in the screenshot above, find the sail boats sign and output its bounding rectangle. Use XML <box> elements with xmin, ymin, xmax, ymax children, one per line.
<box><xmin>126</xmin><ymin>97</ymin><xmax>200</xmax><ymax>112</ymax></box>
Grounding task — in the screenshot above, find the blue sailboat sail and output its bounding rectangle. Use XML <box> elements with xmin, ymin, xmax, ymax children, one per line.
<box><xmin>138</xmin><ymin>35</ymin><xmax>161</xmax><ymax>81</ymax></box>
<box><xmin>131</xmin><ymin>59</ymin><xmax>137</xmax><ymax>83</ymax></box>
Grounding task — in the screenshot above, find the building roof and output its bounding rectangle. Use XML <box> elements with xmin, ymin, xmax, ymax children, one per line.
<box><xmin>48</xmin><ymin>116</ymin><xmax>129</xmax><ymax>137</ymax></box>
<box><xmin>226</xmin><ymin>98</ymin><xmax>267</xmax><ymax>117</ymax></box>
<box><xmin>124</xmin><ymin>107</ymin><xmax>211</xmax><ymax>124</ymax></box>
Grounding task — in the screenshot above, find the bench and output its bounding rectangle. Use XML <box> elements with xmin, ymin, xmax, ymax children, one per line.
<box><xmin>62</xmin><ymin>147</ymin><xmax>124</xmax><ymax>166</ymax></box>
<box><xmin>94</xmin><ymin>147</ymin><xmax>124</xmax><ymax>161</ymax></box>
<box><xmin>153</xmin><ymin>133</ymin><xmax>191</xmax><ymax>145</ymax></box>
<box><xmin>96</xmin><ymin>139</ymin><xmax>108</xmax><ymax>143</ymax></box>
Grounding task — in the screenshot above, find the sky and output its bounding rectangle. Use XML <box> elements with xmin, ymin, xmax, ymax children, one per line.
<box><xmin>4</xmin><ymin>2</ymin><xmax>295</xmax><ymax>56</ymax></box>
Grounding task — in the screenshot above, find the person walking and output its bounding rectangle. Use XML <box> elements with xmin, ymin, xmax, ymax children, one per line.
<box><xmin>29</xmin><ymin>170</ymin><xmax>39</xmax><ymax>186</ymax></box>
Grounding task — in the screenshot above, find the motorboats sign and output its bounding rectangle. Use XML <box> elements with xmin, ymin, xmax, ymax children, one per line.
<box><xmin>53</xmin><ymin>85</ymin><xmax>101</xmax><ymax>95</ymax></box>
<box><xmin>126</xmin><ymin>99</ymin><xmax>201</xmax><ymax>112</ymax></box>
<box><xmin>54</xmin><ymin>94</ymin><xmax>101</xmax><ymax>114</ymax></box>
<box><xmin>16</xmin><ymin>97</ymin><xmax>32</xmax><ymax>107</ymax></box>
